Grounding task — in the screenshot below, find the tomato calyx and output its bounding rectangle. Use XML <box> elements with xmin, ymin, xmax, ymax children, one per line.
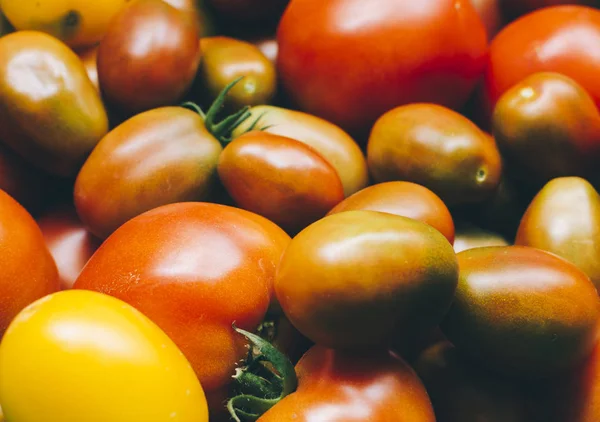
<box><xmin>227</xmin><ymin>326</ymin><xmax>298</xmax><ymax>422</ymax></box>
<box><xmin>181</xmin><ymin>77</ymin><xmax>269</xmax><ymax>144</ymax></box>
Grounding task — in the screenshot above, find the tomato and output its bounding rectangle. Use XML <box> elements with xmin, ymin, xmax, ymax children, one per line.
<box><xmin>97</xmin><ymin>0</ymin><xmax>201</xmax><ymax>115</ymax></box>
<box><xmin>163</xmin><ymin>0</ymin><xmax>216</xmax><ymax>36</ymax></box>
<box><xmin>470</xmin><ymin>0</ymin><xmax>504</xmax><ymax>39</ymax></box>
<box><xmin>492</xmin><ymin>72</ymin><xmax>600</xmax><ymax>188</ymax></box>
<box><xmin>74</xmin><ymin>106</ymin><xmax>222</xmax><ymax>239</ymax></box>
<box><xmin>277</xmin><ymin>0</ymin><xmax>488</xmax><ymax>137</ymax></box>
<box><xmin>275</xmin><ymin>210</ymin><xmax>458</xmax><ymax>349</ymax></box>
<box><xmin>0</xmin><ymin>31</ymin><xmax>108</xmax><ymax>177</ymax></box>
<box><xmin>258</xmin><ymin>345</ymin><xmax>436</xmax><ymax>422</ymax></box>
<box><xmin>414</xmin><ymin>341</ymin><xmax>529</xmax><ymax>422</ymax></box>
<box><xmin>0</xmin><ymin>290</ymin><xmax>208</xmax><ymax>422</ymax></box>
<box><xmin>483</xmin><ymin>6</ymin><xmax>600</xmax><ymax>125</ymax></box>
<box><xmin>0</xmin><ymin>189</ymin><xmax>59</xmax><ymax>336</ymax></box>
<box><xmin>78</xmin><ymin>46</ymin><xmax>99</xmax><ymax>92</ymax></box>
<box><xmin>233</xmin><ymin>106</ymin><xmax>369</xmax><ymax>197</ymax></box>
<box><xmin>367</xmin><ymin>104</ymin><xmax>502</xmax><ymax>206</ymax></box>
<box><xmin>0</xmin><ymin>0</ymin><xmax>127</xmax><ymax>48</ymax></box>
<box><xmin>73</xmin><ymin>202</ymin><xmax>290</xmax><ymax>417</ymax></box>
<box><xmin>328</xmin><ymin>181</ymin><xmax>455</xmax><ymax>244</ymax></box>
<box><xmin>37</xmin><ymin>205</ymin><xmax>101</xmax><ymax>290</ymax></box>
<box><xmin>196</xmin><ymin>36</ymin><xmax>277</xmax><ymax>109</ymax></box>
<box><xmin>441</xmin><ymin>246</ymin><xmax>600</xmax><ymax>377</ymax></box>
<box><xmin>516</xmin><ymin>177</ymin><xmax>600</xmax><ymax>293</ymax></box>
<box><xmin>251</xmin><ymin>37</ymin><xmax>278</xmax><ymax>65</ymax></box>
<box><xmin>218</xmin><ymin>131</ymin><xmax>344</xmax><ymax>233</ymax></box>
<box><xmin>453</xmin><ymin>222</ymin><xmax>509</xmax><ymax>253</ymax></box>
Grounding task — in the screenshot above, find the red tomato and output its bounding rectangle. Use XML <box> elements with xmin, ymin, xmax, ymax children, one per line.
<box><xmin>258</xmin><ymin>345</ymin><xmax>436</xmax><ymax>422</ymax></box>
<box><xmin>483</xmin><ymin>6</ymin><xmax>600</xmax><ymax>123</ymax></box>
<box><xmin>73</xmin><ymin>202</ymin><xmax>290</xmax><ymax>417</ymax></box>
<box><xmin>277</xmin><ymin>0</ymin><xmax>488</xmax><ymax>136</ymax></box>
<box><xmin>37</xmin><ymin>205</ymin><xmax>101</xmax><ymax>290</ymax></box>
<box><xmin>0</xmin><ymin>189</ymin><xmax>59</xmax><ymax>335</ymax></box>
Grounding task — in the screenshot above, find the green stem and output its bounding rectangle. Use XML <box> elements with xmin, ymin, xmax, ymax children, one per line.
<box><xmin>227</xmin><ymin>327</ymin><xmax>298</xmax><ymax>422</ymax></box>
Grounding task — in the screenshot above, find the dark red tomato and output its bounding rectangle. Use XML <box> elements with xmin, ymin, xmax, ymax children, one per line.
<box><xmin>470</xmin><ymin>0</ymin><xmax>504</xmax><ymax>38</ymax></box>
<box><xmin>277</xmin><ymin>0</ymin><xmax>488</xmax><ymax>137</ymax></box>
<box><xmin>258</xmin><ymin>345</ymin><xmax>436</xmax><ymax>422</ymax></box>
<box><xmin>97</xmin><ymin>0</ymin><xmax>201</xmax><ymax>115</ymax></box>
<box><xmin>73</xmin><ymin>202</ymin><xmax>290</xmax><ymax>417</ymax></box>
<box><xmin>37</xmin><ymin>204</ymin><xmax>101</xmax><ymax>290</ymax></box>
<box><xmin>0</xmin><ymin>189</ymin><xmax>59</xmax><ymax>335</ymax></box>
<box><xmin>483</xmin><ymin>6</ymin><xmax>600</xmax><ymax>125</ymax></box>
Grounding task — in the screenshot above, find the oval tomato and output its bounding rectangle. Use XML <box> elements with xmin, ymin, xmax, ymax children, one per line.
<box><xmin>277</xmin><ymin>0</ymin><xmax>488</xmax><ymax>136</ymax></box>
<box><xmin>258</xmin><ymin>345</ymin><xmax>436</xmax><ymax>422</ymax></box>
<box><xmin>0</xmin><ymin>189</ymin><xmax>59</xmax><ymax>336</ymax></box>
<box><xmin>0</xmin><ymin>290</ymin><xmax>208</xmax><ymax>422</ymax></box>
<box><xmin>328</xmin><ymin>181</ymin><xmax>455</xmax><ymax>244</ymax></box>
<box><xmin>483</xmin><ymin>6</ymin><xmax>600</xmax><ymax>124</ymax></box>
<box><xmin>275</xmin><ymin>210</ymin><xmax>458</xmax><ymax>349</ymax></box>
<box><xmin>442</xmin><ymin>246</ymin><xmax>600</xmax><ymax>377</ymax></box>
<box><xmin>73</xmin><ymin>202</ymin><xmax>290</xmax><ymax>417</ymax></box>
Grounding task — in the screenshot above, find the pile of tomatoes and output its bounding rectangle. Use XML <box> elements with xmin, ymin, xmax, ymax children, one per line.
<box><xmin>1</xmin><ymin>0</ymin><xmax>600</xmax><ymax>421</ymax></box>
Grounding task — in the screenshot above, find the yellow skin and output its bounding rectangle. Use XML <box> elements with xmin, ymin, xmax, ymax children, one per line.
<box><xmin>0</xmin><ymin>290</ymin><xmax>208</xmax><ymax>422</ymax></box>
<box><xmin>0</xmin><ymin>0</ymin><xmax>129</xmax><ymax>48</ymax></box>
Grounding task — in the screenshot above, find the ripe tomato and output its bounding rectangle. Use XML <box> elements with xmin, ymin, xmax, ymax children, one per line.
<box><xmin>37</xmin><ymin>205</ymin><xmax>101</xmax><ymax>290</ymax></box>
<box><xmin>0</xmin><ymin>189</ymin><xmax>59</xmax><ymax>336</ymax></box>
<box><xmin>277</xmin><ymin>0</ymin><xmax>488</xmax><ymax>136</ymax></box>
<box><xmin>258</xmin><ymin>345</ymin><xmax>436</xmax><ymax>421</ymax></box>
<box><xmin>483</xmin><ymin>6</ymin><xmax>600</xmax><ymax>124</ymax></box>
<box><xmin>73</xmin><ymin>202</ymin><xmax>290</xmax><ymax>416</ymax></box>
<box><xmin>0</xmin><ymin>290</ymin><xmax>208</xmax><ymax>422</ymax></box>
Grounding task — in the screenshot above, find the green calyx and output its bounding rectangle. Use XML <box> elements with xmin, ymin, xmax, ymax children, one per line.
<box><xmin>227</xmin><ymin>326</ymin><xmax>298</xmax><ymax>422</ymax></box>
<box><xmin>181</xmin><ymin>77</ymin><xmax>270</xmax><ymax>145</ymax></box>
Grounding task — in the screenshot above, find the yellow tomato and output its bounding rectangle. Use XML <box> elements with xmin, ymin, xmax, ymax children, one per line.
<box><xmin>0</xmin><ymin>0</ymin><xmax>128</xmax><ymax>48</ymax></box>
<box><xmin>0</xmin><ymin>290</ymin><xmax>208</xmax><ymax>422</ymax></box>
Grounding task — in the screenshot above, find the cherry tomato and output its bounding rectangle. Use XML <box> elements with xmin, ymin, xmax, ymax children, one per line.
<box><xmin>483</xmin><ymin>6</ymin><xmax>600</xmax><ymax>124</ymax></box>
<box><xmin>0</xmin><ymin>0</ymin><xmax>128</xmax><ymax>48</ymax></box>
<box><xmin>275</xmin><ymin>210</ymin><xmax>458</xmax><ymax>349</ymax></box>
<box><xmin>0</xmin><ymin>290</ymin><xmax>208</xmax><ymax>422</ymax></box>
<box><xmin>328</xmin><ymin>181</ymin><xmax>455</xmax><ymax>244</ymax></box>
<box><xmin>442</xmin><ymin>246</ymin><xmax>600</xmax><ymax>377</ymax></box>
<box><xmin>73</xmin><ymin>202</ymin><xmax>290</xmax><ymax>417</ymax></box>
<box><xmin>367</xmin><ymin>104</ymin><xmax>502</xmax><ymax>206</ymax></box>
<box><xmin>97</xmin><ymin>0</ymin><xmax>201</xmax><ymax>115</ymax></box>
<box><xmin>0</xmin><ymin>189</ymin><xmax>59</xmax><ymax>336</ymax></box>
<box><xmin>233</xmin><ymin>106</ymin><xmax>369</xmax><ymax>197</ymax></box>
<box><xmin>277</xmin><ymin>0</ymin><xmax>488</xmax><ymax>136</ymax></box>
<box><xmin>37</xmin><ymin>205</ymin><xmax>101</xmax><ymax>290</ymax></box>
<box><xmin>259</xmin><ymin>345</ymin><xmax>436</xmax><ymax>421</ymax></box>
<box><xmin>218</xmin><ymin>131</ymin><xmax>345</xmax><ymax>233</ymax></box>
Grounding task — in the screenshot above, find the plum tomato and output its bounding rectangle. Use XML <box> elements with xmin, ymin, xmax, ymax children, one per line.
<box><xmin>275</xmin><ymin>210</ymin><xmax>458</xmax><ymax>349</ymax></box>
<box><xmin>218</xmin><ymin>131</ymin><xmax>345</xmax><ymax>234</ymax></box>
<box><xmin>328</xmin><ymin>181</ymin><xmax>455</xmax><ymax>244</ymax></box>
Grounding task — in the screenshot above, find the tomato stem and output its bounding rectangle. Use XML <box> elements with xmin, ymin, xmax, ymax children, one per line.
<box><xmin>227</xmin><ymin>326</ymin><xmax>298</xmax><ymax>422</ymax></box>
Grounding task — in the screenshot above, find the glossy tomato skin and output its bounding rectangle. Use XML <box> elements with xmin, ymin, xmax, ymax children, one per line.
<box><xmin>277</xmin><ymin>0</ymin><xmax>488</xmax><ymax>136</ymax></box>
<box><xmin>218</xmin><ymin>131</ymin><xmax>344</xmax><ymax>233</ymax></box>
<box><xmin>470</xmin><ymin>0</ymin><xmax>504</xmax><ymax>39</ymax></box>
<box><xmin>97</xmin><ymin>0</ymin><xmax>201</xmax><ymax>115</ymax></box>
<box><xmin>74</xmin><ymin>107</ymin><xmax>222</xmax><ymax>240</ymax></box>
<box><xmin>0</xmin><ymin>290</ymin><xmax>209</xmax><ymax>422</ymax></box>
<box><xmin>196</xmin><ymin>37</ymin><xmax>277</xmax><ymax>109</ymax></box>
<box><xmin>414</xmin><ymin>341</ymin><xmax>529</xmax><ymax>422</ymax></box>
<box><xmin>442</xmin><ymin>246</ymin><xmax>600</xmax><ymax>378</ymax></box>
<box><xmin>492</xmin><ymin>72</ymin><xmax>600</xmax><ymax>188</ymax></box>
<box><xmin>0</xmin><ymin>31</ymin><xmax>108</xmax><ymax>177</ymax></box>
<box><xmin>483</xmin><ymin>6</ymin><xmax>600</xmax><ymax>124</ymax></box>
<box><xmin>37</xmin><ymin>205</ymin><xmax>101</xmax><ymax>290</ymax></box>
<box><xmin>233</xmin><ymin>106</ymin><xmax>368</xmax><ymax>197</ymax></box>
<box><xmin>163</xmin><ymin>0</ymin><xmax>216</xmax><ymax>36</ymax></box>
<box><xmin>73</xmin><ymin>203</ymin><xmax>290</xmax><ymax>415</ymax></box>
<box><xmin>0</xmin><ymin>189</ymin><xmax>59</xmax><ymax>336</ymax></box>
<box><xmin>516</xmin><ymin>177</ymin><xmax>600</xmax><ymax>293</ymax></box>
<box><xmin>328</xmin><ymin>181</ymin><xmax>455</xmax><ymax>244</ymax></box>
<box><xmin>275</xmin><ymin>210</ymin><xmax>458</xmax><ymax>349</ymax></box>
<box><xmin>367</xmin><ymin>104</ymin><xmax>502</xmax><ymax>206</ymax></box>
<box><xmin>259</xmin><ymin>345</ymin><xmax>436</xmax><ymax>422</ymax></box>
